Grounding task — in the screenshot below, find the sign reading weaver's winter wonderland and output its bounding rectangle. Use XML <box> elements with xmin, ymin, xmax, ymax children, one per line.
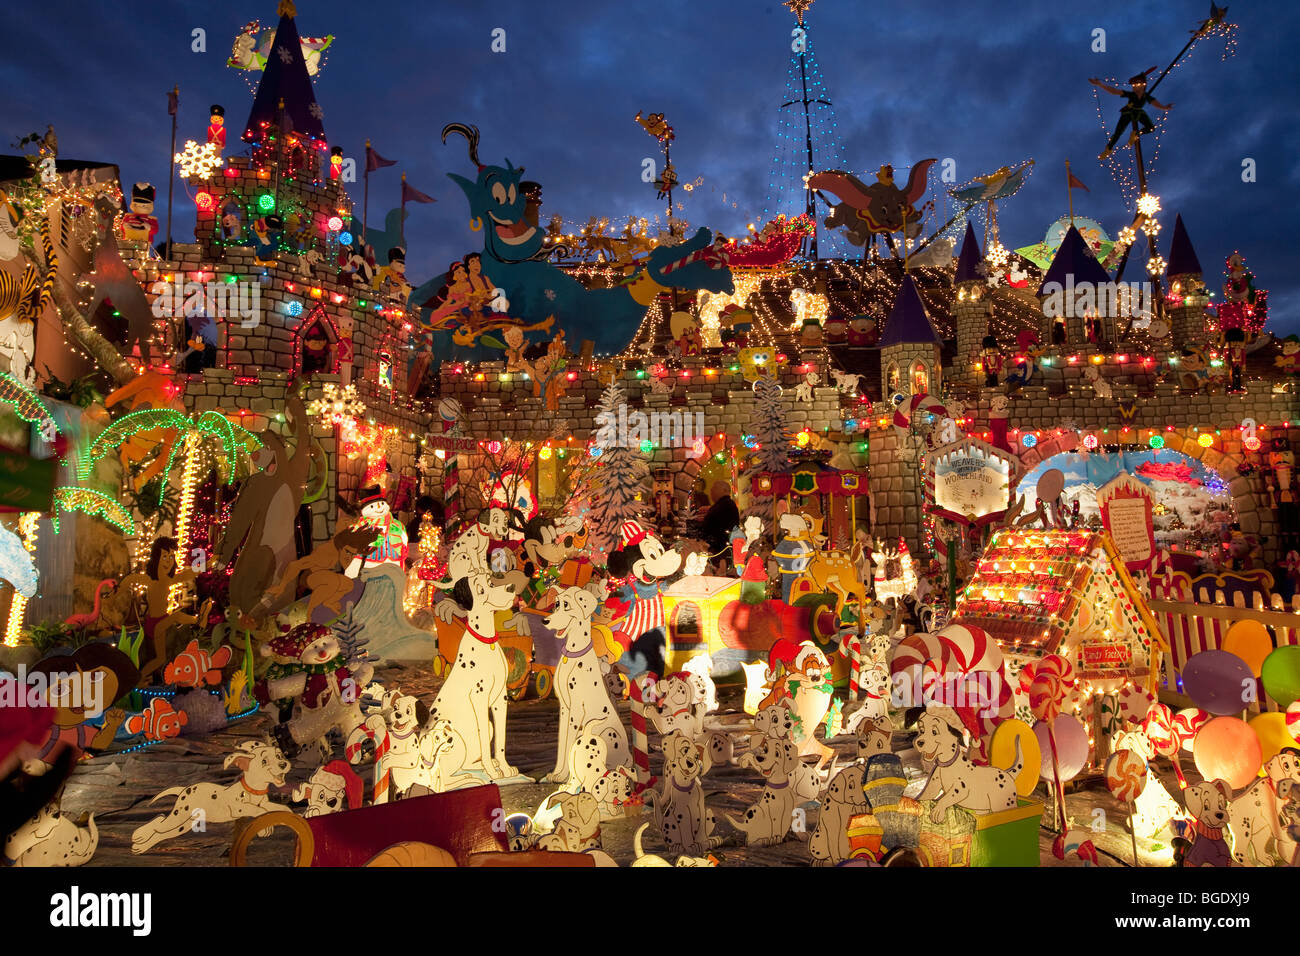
<box><xmin>927</xmin><ymin>438</ymin><xmax>1016</xmax><ymax>526</ymax></box>
<box><xmin>1098</xmin><ymin>473</ymin><xmax>1156</xmax><ymax>572</ymax></box>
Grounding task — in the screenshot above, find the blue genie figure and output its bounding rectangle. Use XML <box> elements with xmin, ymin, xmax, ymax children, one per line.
<box><xmin>432</xmin><ymin>123</ymin><xmax>734</xmax><ymax>352</ymax></box>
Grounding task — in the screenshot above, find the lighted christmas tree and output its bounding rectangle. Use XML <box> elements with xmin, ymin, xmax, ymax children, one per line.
<box><xmin>583</xmin><ymin>383</ymin><xmax>649</xmax><ymax>562</ymax></box>
<box><xmin>759</xmin><ymin>0</ymin><xmax>851</xmax><ymax>260</ymax></box>
<box><xmin>1217</xmin><ymin>252</ymin><xmax>1268</xmax><ymax>336</ymax></box>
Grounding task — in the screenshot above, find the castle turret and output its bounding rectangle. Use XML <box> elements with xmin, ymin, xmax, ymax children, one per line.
<box><xmin>952</xmin><ymin>221</ymin><xmax>989</xmax><ymax>385</ymax></box>
<box><xmin>1037</xmin><ymin>224</ymin><xmax>1111</xmax><ymax>349</ymax></box>
<box><xmin>880</xmin><ymin>274</ymin><xmax>943</xmax><ymax>399</ymax></box>
<box><xmin>1165</xmin><ymin>214</ymin><xmax>1207</xmax><ymax>344</ymax></box>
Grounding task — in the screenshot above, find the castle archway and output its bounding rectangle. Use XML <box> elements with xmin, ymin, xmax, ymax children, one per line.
<box><xmin>1008</xmin><ymin>427</ymin><xmax>1272</xmax><ymax>561</ymax></box>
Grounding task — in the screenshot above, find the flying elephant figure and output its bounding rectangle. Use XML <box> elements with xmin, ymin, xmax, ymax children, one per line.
<box><xmin>808</xmin><ymin>159</ymin><xmax>937</xmax><ymax>251</ymax></box>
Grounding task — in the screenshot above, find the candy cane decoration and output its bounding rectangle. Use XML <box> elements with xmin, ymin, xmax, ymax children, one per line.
<box><xmin>892</xmin><ymin>392</ymin><xmax>952</xmax><ymax>442</ymax></box>
<box><xmin>345</xmin><ymin>714</ymin><xmax>392</xmax><ymax>805</ymax></box>
<box><xmin>627</xmin><ymin>674</ymin><xmax>656</xmax><ymax>791</ymax></box>
<box><xmin>838</xmin><ymin>633</ymin><xmax>865</xmax><ymax>698</ymax></box>
<box><xmin>655</xmin><ymin>241</ymin><xmax>730</xmax><ymax>277</ymax></box>
<box><xmin>891</xmin><ymin>623</ymin><xmax>1013</xmax><ymax>757</ymax></box>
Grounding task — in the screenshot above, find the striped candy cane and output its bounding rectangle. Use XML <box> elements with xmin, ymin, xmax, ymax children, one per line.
<box><xmin>345</xmin><ymin>714</ymin><xmax>391</xmax><ymax>804</ymax></box>
<box><xmin>837</xmin><ymin>633</ymin><xmax>864</xmax><ymax>699</ymax></box>
<box><xmin>627</xmin><ymin>675</ymin><xmax>657</xmax><ymax>791</ymax></box>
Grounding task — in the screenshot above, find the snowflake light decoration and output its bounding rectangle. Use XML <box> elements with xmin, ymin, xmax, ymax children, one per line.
<box><xmin>1136</xmin><ymin>193</ymin><xmax>1161</xmax><ymax>217</ymax></box>
<box><xmin>306</xmin><ymin>382</ymin><xmax>366</xmax><ymax>426</ymax></box>
<box><xmin>174</xmin><ymin>140</ymin><xmax>223</xmax><ymax>180</ymax></box>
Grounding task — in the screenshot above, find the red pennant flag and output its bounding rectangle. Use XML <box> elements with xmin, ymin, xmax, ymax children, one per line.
<box><xmin>366</xmin><ymin>144</ymin><xmax>397</xmax><ymax>172</ymax></box>
<box><xmin>167</xmin><ymin>88</ymin><xmax>178</xmax><ymax>116</ymax></box>
<box><xmin>401</xmin><ymin>179</ymin><xmax>436</xmax><ymax>204</ymax></box>
<box><xmin>1067</xmin><ymin>170</ymin><xmax>1089</xmax><ymax>192</ymax></box>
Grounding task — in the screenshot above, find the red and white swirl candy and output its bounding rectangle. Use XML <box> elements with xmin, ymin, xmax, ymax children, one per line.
<box><xmin>1104</xmin><ymin>749</ymin><xmax>1148</xmax><ymax>803</ymax></box>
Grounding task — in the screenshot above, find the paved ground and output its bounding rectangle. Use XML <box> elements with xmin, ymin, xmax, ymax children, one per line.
<box><xmin>60</xmin><ymin>665</ymin><xmax>1188</xmax><ymax>867</ymax></box>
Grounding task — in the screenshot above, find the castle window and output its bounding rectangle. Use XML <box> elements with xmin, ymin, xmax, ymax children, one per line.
<box><xmin>295</xmin><ymin>305</ymin><xmax>340</xmax><ymax>377</ymax></box>
<box><xmin>378</xmin><ymin>350</ymin><xmax>394</xmax><ymax>390</ymax></box>
<box><xmin>910</xmin><ymin>361</ymin><xmax>929</xmax><ymax>396</ymax></box>
<box><xmin>886</xmin><ymin>362</ymin><xmax>901</xmax><ymax>394</ymax></box>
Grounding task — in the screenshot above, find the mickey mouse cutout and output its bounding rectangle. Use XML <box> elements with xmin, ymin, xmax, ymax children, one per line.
<box><xmin>606</xmin><ymin>520</ymin><xmax>682</xmax><ymax>680</ymax></box>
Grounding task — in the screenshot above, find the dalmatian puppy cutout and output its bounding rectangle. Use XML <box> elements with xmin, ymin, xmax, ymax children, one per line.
<box><xmin>1228</xmin><ymin>748</ymin><xmax>1300</xmax><ymax>866</ymax></box>
<box><xmin>1175</xmin><ymin>779</ymin><xmax>1234</xmax><ymax>867</ymax></box>
<box><xmin>132</xmin><ymin>740</ymin><xmax>290</xmax><ymax>854</ymax></box>
<box><xmin>378</xmin><ymin>691</ymin><xmax>430</xmax><ymax>796</ymax></box>
<box><xmin>754</xmin><ymin>700</ymin><xmax>796</xmax><ymax>741</ymax></box>
<box><xmin>436</xmin><ymin>508</ymin><xmax>514</xmax><ymax>622</ymax></box>
<box><xmin>728</xmin><ymin>733</ymin><xmax>806</xmax><ymax>846</ymax></box>
<box><xmin>648</xmin><ymin>671</ymin><xmax>734</xmax><ymax>771</ymax></box>
<box><xmin>542</xmin><ymin>586</ymin><xmax>630</xmax><ymax>784</ymax></box>
<box><xmin>536</xmin><ymin>791</ymin><xmax>602</xmax><ymax>853</ymax></box>
<box><xmin>1083</xmin><ymin>364</ymin><xmax>1113</xmax><ymax>400</ymax></box>
<box><xmin>794</xmin><ymin>370</ymin><xmax>818</xmax><ymax>404</ymax></box>
<box><xmin>809</xmin><ymin>764</ymin><xmax>871</xmax><ymax>866</ymax></box>
<box><xmin>682</xmin><ymin>652</ymin><xmax>718</xmax><ymax>714</ymax></box>
<box><xmin>848</xmin><ymin>662</ymin><xmax>892</xmax><ymax>726</ymax></box>
<box><xmin>427</xmin><ymin>571</ymin><xmax>526</xmax><ymax>784</ymax></box>
<box><xmin>590</xmin><ymin>766</ymin><xmax>637</xmax><ymax>821</ymax></box>
<box><xmin>852</xmin><ymin>717</ymin><xmax>893</xmax><ymax>764</ymax></box>
<box><xmin>5</xmin><ymin>796</ymin><xmax>99</xmax><ymax>867</ymax></box>
<box><xmin>630</xmin><ymin>822</ymin><xmax>718</xmax><ymax>867</ymax></box>
<box><xmin>648</xmin><ymin>673</ymin><xmax>704</xmax><ymax>738</ymax></box>
<box><xmin>750</xmin><ymin>700</ymin><xmax>821</xmax><ymax>803</ymax></box>
<box><xmin>642</xmin><ymin>731</ymin><xmax>721</xmax><ymax>857</ymax></box>
<box><xmin>830</xmin><ymin>369</ymin><xmax>863</xmax><ymax>395</ymax></box>
<box><xmin>293</xmin><ymin>760</ymin><xmax>364</xmax><ymax>817</ymax></box>
<box><xmin>914</xmin><ymin>707</ymin><xmax>1021</xmax><ymax>824</ymax></box>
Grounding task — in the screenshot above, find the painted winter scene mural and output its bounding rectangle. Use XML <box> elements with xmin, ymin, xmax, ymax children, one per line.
<box><xmin>1022</xmin><ymin>449</ymin><xmax>1235</xmax><ymax>559</ymax></box>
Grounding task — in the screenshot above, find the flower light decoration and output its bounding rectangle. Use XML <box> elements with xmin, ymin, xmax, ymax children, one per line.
<box><xmin>174</xmin><ymin>140</ymin><xmax>224</xmax><ymax>180</ymax></box>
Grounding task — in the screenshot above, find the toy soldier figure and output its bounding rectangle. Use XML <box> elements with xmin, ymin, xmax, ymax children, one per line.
<box><xmin>1090</xmin><ymin>69</ymin><xmax>1172</xmax><ymax>161</ymax></box>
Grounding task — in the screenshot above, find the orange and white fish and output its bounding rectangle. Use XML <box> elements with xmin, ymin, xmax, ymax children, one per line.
<box><xmin>124</xmin><ymin>698</ymin><xmax>188</xmax><ymax>741</ymax></box>
<box><xmin>164</xmin><ymin>640</ymin><xmax>233</xmax><ymax>688</ymax></box>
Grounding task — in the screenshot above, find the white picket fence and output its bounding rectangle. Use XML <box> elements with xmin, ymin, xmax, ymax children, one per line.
<box><xmin>1149</xmin><ymin>589</ymin><xmax>1300</xmax><ymax>712</ymax></box>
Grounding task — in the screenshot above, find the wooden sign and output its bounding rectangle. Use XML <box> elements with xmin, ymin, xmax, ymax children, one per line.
<box><xmin>926</xmin><ymin>438</ymin><xmax>1016</xmax><ymax>527</ymax></box>
<box><xmin>1097</xmin><ymin>473</ymin><xmax>1155</xmax><ymax>573</ymax></box>
<box><xmin>1078</xmin><ymin>642</ymin><xmax>1133</xmax><ymax>680</ymax></box>
<box><xmin>426</xmin><ymin>434</ymin><xmax>480</xmax><ymax>453</ymax></box>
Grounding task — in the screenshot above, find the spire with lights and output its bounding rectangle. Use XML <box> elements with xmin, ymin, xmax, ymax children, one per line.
<box><xmin>760</xmin><ymin>0</ymin><xmax>850</xmax><ymax>260</ymax></box>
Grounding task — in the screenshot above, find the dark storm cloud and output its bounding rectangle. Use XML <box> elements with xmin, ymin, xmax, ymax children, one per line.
<box><xmin>3</xmin><ymin>0</ymin><xmax>1297</xmax><ymax>339</ymax></box>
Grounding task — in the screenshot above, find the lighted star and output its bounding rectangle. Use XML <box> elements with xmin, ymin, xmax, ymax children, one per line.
<box><xmin>785</xmin><ymin>0</ymin><xmax>815</xmax><ymax>24</ymax></box>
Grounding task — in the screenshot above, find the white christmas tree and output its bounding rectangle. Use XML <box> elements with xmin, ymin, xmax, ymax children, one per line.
<box><xmin>582</xmin><ymin>383</ymin><xmax>649</xmax><ymax>562</ymax></box>
<box><xmin>752</xmin><ymin>379</ymin><xmax>792</xmax><ymax>474</ymax></box>
<box><xmin>746</xmin><ymin>378</ymin><xmax>792</xmax><ymax>526</ymax></box>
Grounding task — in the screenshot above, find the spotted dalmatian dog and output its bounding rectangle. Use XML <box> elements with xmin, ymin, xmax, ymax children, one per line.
<box><xmin>914</xmin><ymin>708</ymin><xmax>1021</xmax><ymax>824</ymax></box>
<box><xmin>642</xmin><ymin>731</ymin><xmax>720</xmax><ymax>856</ymax></box>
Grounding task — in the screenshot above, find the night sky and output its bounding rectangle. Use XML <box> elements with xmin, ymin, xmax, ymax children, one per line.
<box><xmin>4</xmin><ymin>0</ymin><xmax>1297</xmax><ymax>339</ymax></box>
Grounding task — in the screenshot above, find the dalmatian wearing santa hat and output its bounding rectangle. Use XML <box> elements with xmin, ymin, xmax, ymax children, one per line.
<box><xmin>606</xmin><ymin>520</ymin><xmax>682</xmax><ymax>681</ymax></box>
